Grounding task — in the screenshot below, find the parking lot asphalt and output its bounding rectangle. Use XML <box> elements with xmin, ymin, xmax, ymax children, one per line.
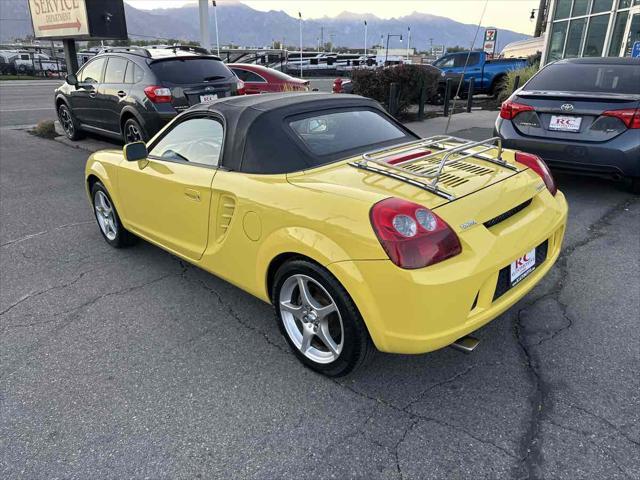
<box><xmin>1</xmin><ymin>128</ymin><xmax>639</xmax><ymax>480</ymax></box>
<box><xmin>0</xmin><ymin>80</ymin><xmax>61</xmax><ymax>129</ymax></box>
<box><xmin>0</xmin><ymin>78</ymin><xmax>334</xmax><ymax>131</ymax></box>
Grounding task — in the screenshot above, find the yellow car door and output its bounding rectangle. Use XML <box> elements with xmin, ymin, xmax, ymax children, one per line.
<box><xmin>117</xmin><ymin>115</ymin><xmax>224</xmax><ymax>260</ymax></box>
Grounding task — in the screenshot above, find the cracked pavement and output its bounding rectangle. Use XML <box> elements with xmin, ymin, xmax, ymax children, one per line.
<box><xmin>1</xmin><ymin>129</ymin><xmax>639</xmax><ymax>479</ymax></box>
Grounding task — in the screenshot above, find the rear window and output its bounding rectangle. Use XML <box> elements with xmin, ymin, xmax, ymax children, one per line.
<box><xmin>289</xmin><ymin>109</ymin><xmax>410</xmax><ymax>157</ymax></box>
<box><xmin>525</xmin><ymin>63</ymin><xmax>640</xmax><ymax>95</ymax></box>
<box><xmin>150</xmin><ymin>58</ymin><xmax>232</xmax><ymax>85</ymax></box>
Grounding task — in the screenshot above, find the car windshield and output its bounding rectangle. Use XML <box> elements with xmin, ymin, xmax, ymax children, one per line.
<box><xmin>288</xmin><ymin>109</ymin><xmax>411</xmax><ymax>157</ymax></box>
<box><xmin>150</xmin><ymin>58</ymin><xmax>233</xmax><ymax>85</ymax></box>
<box><xmin>524</xmin><ymin>63</ymin><xmax>640</xmax><ymax>95</ymax></box>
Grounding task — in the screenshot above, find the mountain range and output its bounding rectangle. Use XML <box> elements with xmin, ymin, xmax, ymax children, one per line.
<box><xmin>0</xmin><ymin>0</ymin><xmax>530</xmax><ymax>51</ymax></box>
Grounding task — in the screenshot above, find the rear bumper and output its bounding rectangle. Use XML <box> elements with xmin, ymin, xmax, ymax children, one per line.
<box><xmin>496</xmin><ymin>118</ymin><xmax>640</xmax><ymax>178</ymax></box>
<box><xmin>327</xmin><ymin>190</ymin><xmax>568</xmax><ymax>354</ymax></box>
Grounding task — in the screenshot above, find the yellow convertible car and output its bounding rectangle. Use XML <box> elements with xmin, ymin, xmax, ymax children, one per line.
<box><xmin>85</xmin><ymin>93</ymin><xmax>567</xmax><ymax>376</ymax></box>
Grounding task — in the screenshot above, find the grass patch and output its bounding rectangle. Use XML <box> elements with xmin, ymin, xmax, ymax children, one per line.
<box><xmin>498</xmin><ymin>65</ymin><xmax>540</xmax><ymax>102</ymax></box>
<box><xmin>29</xmin><ymin>120</ymin><xmax>59</xmax><ymax>139</ymax></box>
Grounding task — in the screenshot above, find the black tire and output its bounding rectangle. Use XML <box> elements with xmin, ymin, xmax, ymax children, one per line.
<box><xmin>57</xmin><ymin>103</ymin><xmax>84</xmax><ymax>140</ymax></box>
<box><xmin>631</xmin><ymin>177</ymin><xmax>640</xmax><ymax>195</ymax></box>
<box><xmin>272</xmin><ymin>259</ymin><xmax>375</xmax><ymax>377</ymax></box>
<box><xmin>122</xmin><ymin>117</ymin><xmax>148</xmax><ymax>144</ymax></box>
<box><xmin>91</xmin><ymin>181</ymin><xmax>137</xmax><ymax>248</ymax></box>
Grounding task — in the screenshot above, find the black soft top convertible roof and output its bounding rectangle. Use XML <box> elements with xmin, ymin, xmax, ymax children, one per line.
<box><xmin>189</xmin><ymin>93</ymin><xmax>416</xmax><ymax>174</ymax></box>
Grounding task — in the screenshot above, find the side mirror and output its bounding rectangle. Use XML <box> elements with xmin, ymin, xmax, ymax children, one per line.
<box><xmin>124</xmin><ymin>141</ymin><xmax>148</xmax><ymax>162</ymax></box>
<box><xmin>66</xmin><ymin>73</ymin><xmax>78</xmax><ymax>86</ymax></box>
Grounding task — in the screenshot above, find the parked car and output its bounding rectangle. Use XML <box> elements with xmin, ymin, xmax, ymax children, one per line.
<box><xmin>332</xmin><ymin>77</ymin><xmax>353</xmax><ymax>94</ymax></box>
<box><xmin>85</xmin><ymin>93</ymin><xmax>567</xmax><ymax>376</ymax></box>
<box><xmin>227</xmin><ymin>63</ymin><xmax>309</xmax><ymax>94</ymax></box>
<box><xmin>495</xmin><ymin>57</ymin><xmax>640</xmax><ymax>193</ymax></box>
<box><xmin>433</xmin><ymin>51</ymin><xmax>527</xmax><ymax>98</ymax></box>
<box><xmin>55</xmin><ymin>46</ymin><xmax>243</xmax><ymax>144</ymax></box>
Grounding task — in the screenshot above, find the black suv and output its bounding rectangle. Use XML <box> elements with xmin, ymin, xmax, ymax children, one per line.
<box><xmin>54</xmin><ymin>46</ymin><xmax>243</xmax><ymax>143</ymax></box>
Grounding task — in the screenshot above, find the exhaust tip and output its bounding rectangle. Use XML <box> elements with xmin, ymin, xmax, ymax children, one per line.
<box><xmin>451</xmin><ymin>335</ymin><xmax>479</xmax><ymax>354</ymax></box>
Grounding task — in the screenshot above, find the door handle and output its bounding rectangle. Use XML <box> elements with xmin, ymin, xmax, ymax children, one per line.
<box><xmin>184</xmin><ymin>188</ymin><xmax>201</xmax><ymax>202</ymax></box>
<box><xmin>117</xmin><ymin>90</ymin><xmax>126</xmax><ymax>98</ymax></box>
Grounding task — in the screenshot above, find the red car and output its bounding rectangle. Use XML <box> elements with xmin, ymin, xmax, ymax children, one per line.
<box><xmin>227</xmin><ymin>64</ymin><xmax>309</xmax><ymax>94</ymax></box>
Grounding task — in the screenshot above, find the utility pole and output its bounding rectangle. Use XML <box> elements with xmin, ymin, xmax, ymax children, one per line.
<box><xmin>364</xmin><ymin>20</ymin><xmax>368</xmax><ymax>56</ymax></box>
<box><xmin>212</xmin><ymin>0</ymin><xmax>220</xmax><ymax>56</ymax></box>
<box><xmin>320</xmin><ymin>26</ymin><xmax>324</xmax><ymax>51</ymax></box>
<box><xmin>406</xmin><ymin>26</ymin><xmax>411</xmax><ymax>61</ymax></box>
<box><xmin>534</xmin><ymin>0</ymin><xmax>547</xmax><ymax>37</ymax></box>
<box><xmin>299</xmin><ymin>12</ymin><xmax>303</xmax><ymax>78</ymax></box>
<box><xmin>198</xmin><ymin>0</ymin><xmax>211</xmax><ymax>51</ymax></box>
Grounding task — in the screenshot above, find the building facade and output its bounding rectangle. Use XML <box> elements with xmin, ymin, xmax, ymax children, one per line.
<box><xmin>542</xmin><ymin>0</ymin><xmax>640</xmax><ymax>63</ymax></box>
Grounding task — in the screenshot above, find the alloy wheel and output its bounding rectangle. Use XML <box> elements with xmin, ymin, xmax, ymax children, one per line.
<box><xmin>94</xmin><ymin>190</ymin><xmax>118</xmax><ymax>241</ymax></box>
<box><xmin>279</xmin><ymin>274</ymin><xmax>344</xmax><ymax>364</ymax></box>
<box><xmin>125</xmin><ymin>122</ymin><xmax>142</xmax><ymax>143</ymax></box>
<box><xmin>58</xmin><ymin>106</ymin><xmax>74</xmax><ymax>137</ymax></box>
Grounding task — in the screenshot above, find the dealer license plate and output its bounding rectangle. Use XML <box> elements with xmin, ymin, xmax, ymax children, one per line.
<box><xmin>510</xmin><ymin>248</ymin><xmax>536</xmax><ymax>286</ymax></box>
<box><xmin>549</xmin><ymin>115</ymin><xmax>581</xmax><ymax>132</ymax></box>
<box><xmin>200</xmin><ymin>94</ymin><xmax>218</xmax><ymax>104</ymax></box>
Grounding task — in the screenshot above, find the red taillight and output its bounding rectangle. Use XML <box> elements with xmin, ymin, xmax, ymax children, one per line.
<box><xmin>236</xmin><ymin>80</ymin><xmax>246</xmax><ymax>95</ymax></box>
<box><xmin>601</xmin><ymin>108</ymin><xmax>640</xmax><ymax>129</ymax></box>
<box><xmin>500</xmin><ymin>99</ymin><xmax>534</xmax><ymax>120</ymax></box>
<box><xmin>515</xmin><ymin>151</ymin><xmax>557</xmax><ymax>196</ymax></box>
<box><xmin>370</xmin><ymin>198</ymin><xmax>462</xmax><ymax>269</ymax></box>
<box><xmin>144</xmin><ymin>85</ymin><xmax>172</xmax><ymax>103</ymax></box>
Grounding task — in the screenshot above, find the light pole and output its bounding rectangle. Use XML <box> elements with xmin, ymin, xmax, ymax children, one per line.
<box><xmin>212</xmin><ymin>0</ymin><xmax>220</xmax><ymax>56</ymax></box>
<box><xmin>198</xmin><ymin>0</ymin><xmax>210</xmax><ymax>51</ymax></box>
<box><xmin>329</xmin><ymin>33</ymin><xmax>335</xmax><ymax>53</ymax></box>
<box><xmin>364</xmin><ymin>20</ymin><xmax>368</xmax><ymax>56</ymax></box>
<box><xmin>298</xmin><ymin>11</ymin><xmax>303</xmax><ymax>78</ymax></box>
<box><xmin>406</xmin><ymin>26</ymin><xmax>411</xmax><ymax>62</ymax></box>
<box><xmin>385</xmin><ymin>33</ymin><xmax>402</xmax><ymax>65</ymax></box>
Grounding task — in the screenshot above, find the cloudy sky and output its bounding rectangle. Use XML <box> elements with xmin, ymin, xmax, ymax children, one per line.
<box><xmin>126</xmin><ymin>0</ymin><xmax>541</xmax><ymax>34</ymax></box>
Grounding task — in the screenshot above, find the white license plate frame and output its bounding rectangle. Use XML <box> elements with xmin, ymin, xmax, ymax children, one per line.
<box><xmin>200</xmin><ymin>94</ymin><xmax>218</xmax><ymax>104</ymax></box>
<box><xmin>510</xmin><ymin>247</ymin><xmax>536</xmax><ymax>286</ymax></box>
<box><xmin>549</xmin><ymin>115</ymin><xmax>582</xmax><ymax>132</ymax></box>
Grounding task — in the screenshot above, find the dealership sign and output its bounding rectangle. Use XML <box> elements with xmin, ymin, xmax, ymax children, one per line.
<box><xmin>29</xmin><ymin>0</ymin><xmax>89</xmax><ymax>38</ymax></box>
<box><xmin>483</xmin><ymin>28</ymin><xmax>497</xmax><ymax>56</ymax></box>
<box><xmin>28</xmin><ymin>0</ymin><xmax>127</xmax><ymax>40</ymax></box>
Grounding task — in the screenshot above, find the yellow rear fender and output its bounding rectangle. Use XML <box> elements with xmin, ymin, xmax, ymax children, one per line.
<box><xmin>256</xmin><ymin>226</ymin><xmax>355</xmax><ymax>302</ymax></box>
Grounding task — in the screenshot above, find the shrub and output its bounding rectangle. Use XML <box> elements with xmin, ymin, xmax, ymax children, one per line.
<box><xmin>351</xmin><ymin>64</ymin><xmax>440</xmax><ymax>116</ymax></box>
<box><xmin>498</xmin><ymin>64</ymin><xmax>540</xmax><ymax>102</ymax></box>
<box><xmin>30</xmin><ymin>120</ymin><xmax>58</xmax><ymax>139</ymax></box>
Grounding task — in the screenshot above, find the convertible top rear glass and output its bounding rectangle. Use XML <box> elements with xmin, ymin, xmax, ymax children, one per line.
<box><xmin>195</xmin><ymin>93</ymin><xmax>418</xmax><ymax>174</ymax></box>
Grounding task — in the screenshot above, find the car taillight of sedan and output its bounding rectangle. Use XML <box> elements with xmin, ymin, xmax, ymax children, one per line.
<box><xmin>499</xmin><ymin>99</ymin><xmax>534</xmax><ymax>120</ymax></box>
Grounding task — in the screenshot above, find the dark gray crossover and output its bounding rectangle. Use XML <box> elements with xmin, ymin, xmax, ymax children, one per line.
<box><xmin>54</xmin><ymin>46</ymin><xmax>242</xmax><ymax>144</ymax></box>
<box><xmin>495</xmin><ymin>57</ymin><xmax>640</xmax><ymax>192</ymax></box>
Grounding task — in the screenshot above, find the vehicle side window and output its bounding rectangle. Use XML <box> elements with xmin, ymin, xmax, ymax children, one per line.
<box><xmin>453</xmin><ymin>53</ymin><xmax>479</xmax><ymax>67</ymax></box>
<box><xmin>78</xmin><ymin>57</ymin><xmax>106</xmax><ymax>83</ymax></box>
<box><xmin>124</xmin><ymin>61</ymin><xmax>134</xmax><ymax>84</ymax></box>
<box><xmin>133</xmin><ymin>63</ymin><xmax>144</xmax><ymax>83</ymax></box>
<box><xmin>232</xmin><ymin>68</ymin><xmax>265</xmax><ymax>82</ymax></box>
<box><xmin>435</xmin><ymin>56</ymin><xmax>455</xmax><ymax>68</ymax></box>
<box><xmin>20</xmin><ymin>54</ymin><xmax>29</xmax><ymax>60</ymax></box>
<box><xmin>104</xmin><ymin>57</ymin><xmax>127</xmax><ymax>83</ymax></box>
<box><xmin>149</xmin><ymin>117</ymin><xmax>223</xmax><ymax>167</ymax></box>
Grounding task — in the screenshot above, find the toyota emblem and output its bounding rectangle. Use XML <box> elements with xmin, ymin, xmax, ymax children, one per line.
<box><xmin>560</xmin><ymin>103</ymin><xmax>574</xmax><ymax>112</ymax></box>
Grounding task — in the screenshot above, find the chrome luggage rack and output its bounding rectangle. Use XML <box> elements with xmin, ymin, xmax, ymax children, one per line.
<box><xmin>349</xmin><ymin>135</ymin><xmax>518</xmax><ymax>200</ymax></box>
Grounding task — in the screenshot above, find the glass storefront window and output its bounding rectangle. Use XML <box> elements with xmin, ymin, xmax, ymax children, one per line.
<box><xmin>555</xmin><ymin>0</ymin><xmax>573</xmax><ymax>19</ymax></box>
<box><xmin>549</xmin><ymin>21</ymin><xmax>569</xmax><ymax>59</ymax></box>
<box><xmin>617</xmin><ymin>0</ymin><xmax>631</xmax><ymax>8</ymax></box>
<box><xmin>592</xmin><ymin>0</ymin><xmax>613</xmax><ymax>12</ymax></box>
<box><xmin>608</xmin><ymin>11</ymin><xmax>629</xmax><ymax>55</ymax></box>
<box><xmin>624</xmin><ymin>13</ymin><xmax>640</xmax><ymax>55</ymax></box>
<box><xmin>584</xmin><ymin>14</ymin><xmax>611</xmax><ymax>55</ymax></box>
<box><xmin>565</xmin><ymin>18</ymin><xmax>588</xmax><ymax>56</ymax></box>
<box><xmin>573</xmin><ymin>0</ymin><xmax>590</xmax><ymax>16</ymax></box>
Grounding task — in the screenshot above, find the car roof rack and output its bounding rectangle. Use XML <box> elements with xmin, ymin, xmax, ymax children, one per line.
<box><xmin>98</xmin><ymin>46</ymin><xmax>152</xmax><ymax>58</ymax></box>
<box><xmin>349</xmin><ymin>135</ymin><xmax>518</xmax><ymax>201</ymax></box>
<box><xmin>165</xmin><ymin>45</ymin><xmax>218</xmax><ymax>57</ymax></box>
